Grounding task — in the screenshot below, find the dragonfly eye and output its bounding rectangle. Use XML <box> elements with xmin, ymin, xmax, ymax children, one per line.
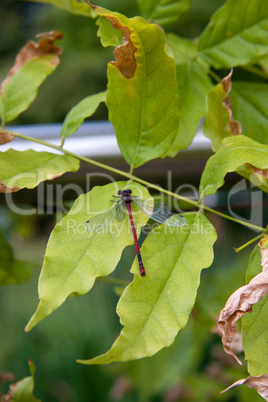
<box><xmin>117</xmin><ymin>190</ymin><xmax>123</xmax><ymax>195</ymax></box>
<box><xmin>126</xmin><ymin>189</ymin><xmax>132</xmax><ymax>194</ymax></box>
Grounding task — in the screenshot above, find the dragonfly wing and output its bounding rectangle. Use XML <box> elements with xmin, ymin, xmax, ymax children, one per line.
<box><xmin>132</xmin><ymin>197</ymin><xmax>154</xmax><ymax>216</ymax></box>
<box><xmin>116</xmin><ymin>202</ymin><xmax>126</xmax><ymax>222</ymax></box>
<box><xmin>133</xmin><ymin>198</ymin><xmax>186</xmax><ymax>227</ymax></box>
<box><xmin>85</xmin><ymin>205</ymin><xmax>117</xmax><ymax>232</ymax></box>
<box><xmin>160</xmin><ymin>212</ymin><xmax>187</xmax><ymax>227</ymax></box>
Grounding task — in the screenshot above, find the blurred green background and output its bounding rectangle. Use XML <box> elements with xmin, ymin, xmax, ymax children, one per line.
<box><xmin>0</xmin><ymin>0</ymin><xmax>265</xmax><ymax>401</ymax></box>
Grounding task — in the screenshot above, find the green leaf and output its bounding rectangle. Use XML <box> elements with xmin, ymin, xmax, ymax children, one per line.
<box><xmin>242</xmin><ymin>244</ymin><xmax>268</xmax><ymax>376</ymax></box>
<box><xmin>0</xmin><ymin>58</ymin><xmax>57</xmax><ymax>124</ymax></box>
<box><xmin>78</xmin><ymin>212</ymin><xmax>217</xmax><ymax>364</ymax></box>
<box><xmin>230</xmin><ymin>82</ymin><xmax>268</xmax><ymax>145</ymax></box>
<box><xmin>258</xmin><ymin>54</ymin><xmax>268</xmax><ymax>72</ymax></box>
<box><xmin>0</xmin><ymin>230</ymin><xmax>34</xmax><ymax>286</ymax></box>
<box><xmin>10</xmin><ymin>360</ymin><xmax>40</xmax><ymax>402</ymax></box>
<box><xmin>198</xmin><ymin>0</ymin><xmax>268</xmax><ymax>69</ymax></box>
<box><xmin>166</xmin><ymin>34</ymin><xmax>198</xmax><ymax>64</ymax></box>
<box><xmin>165</xmin><ymin>34</ymin><xmax>212</xmax><ymax>154</ymax></box>
<box><xmin>246</xmin><ymin>244</ymin><xmax>262</xmax><ymax>284</ymax></box>
<box><xmin>92</xmin><ymin>5</ymin><xmax>180</xmax><ymax>168</ymax></box>
<box><xmin>0</xmin><ymin>31</ymin><xmax>62</xmax><ymax>124</ymax></box>
<box><xmin>26</xmin><ymin>0</ymin><xmax>94</xmax><ymax>17</ymax></box>
<box><xmin>96</xmin><ymin>16</ymin><xmax>123</xmax><ymax>47</ymax></box>
<box><xmin>199</xmin><ymin>135</ymin><xmax>268</xmax><ymax>199</ymax></box>
<box><xmin>25</xmin><ymin>182</ymin><xmax>150</xmax><ymax>331</ymax></box>
<box><xmin>202</xmin><ymin>71</ymin><xmax>241</xmax><ymax>152</ymax></box>
<box><xmin>229</xmin><ymin>80</ymin><xmax>268</xmax><ymax>192</ymax></box>
<box><xmin>138</xmin><ymin>0</ymin><xmax>192</xmax><ymax>27</ymax></box>
<box><xmin>0</xmin><ymin>149</ymin><xmax>80</xmax><ymax>192</ymax></box>
<box><xmin>60</xmin><ymin>91</ymin><xmax>107</xmax><ymax>139</ymax></box>
<box><xmin>168</xmin><ymin>62</ymin><xmax>213</xmax><ymax>154</ymax></box>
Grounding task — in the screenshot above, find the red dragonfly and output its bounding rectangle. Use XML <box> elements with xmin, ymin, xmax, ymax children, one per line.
<box><xmin>85</xmin><ymin>189</ymin><xmax>186</xmax><ymax>276</ymax></box>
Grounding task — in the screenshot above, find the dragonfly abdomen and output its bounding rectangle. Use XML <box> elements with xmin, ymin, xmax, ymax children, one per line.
<box><xmin>137</xmin><ymin>252</ymin><xmax>146</xmax><ymax>276</ymax></box>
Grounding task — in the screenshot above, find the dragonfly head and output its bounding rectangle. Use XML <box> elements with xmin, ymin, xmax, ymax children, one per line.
<box><xmin>117</xmin><ymin>189</ymin><xmax>132</xmax><ymax>195</ymax></box>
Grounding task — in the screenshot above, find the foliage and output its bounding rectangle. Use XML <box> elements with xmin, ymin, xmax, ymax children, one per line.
<box><xmin>0</xmin><ymin>0</ymin><xmax>267</xmax><ymax>400</ymax></box>
<box><xmin>0</xmin><ymin>360</ymin><xmax>40</xmax><ymax>401</ymax></box>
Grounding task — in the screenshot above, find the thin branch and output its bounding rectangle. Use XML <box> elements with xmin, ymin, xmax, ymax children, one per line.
<box><xmin>12</xmin><ymin>131</ymin><xmax>267</xmax><ymax>233</ymax></box>
<box><xmin>234</xmin><ymin>233</ymin><xmax>264</xmax><ymax>253</ymax></box>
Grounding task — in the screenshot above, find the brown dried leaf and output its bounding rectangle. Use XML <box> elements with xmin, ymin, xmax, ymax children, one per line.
<box><xmin>0</xmin><ymin>180</ymin><xmax>20</xmax><ymax>193</ymax></box>
<box><xmin>88</xmin><ymin>2</ymin><xmax>137</xmax><ymax>78</ymax></box>
<box><xmin>221</xmin><ymin>374</ymin><xmax>268</xmax><ymax>401</ymax></box>
<box><xmin>0</xmin><ymin>129</ymin><xmax>15</xmax><ymax>145</ymax></box>
<box><xmin>218</xmin><ymin>268</ymin><xmax>268</xmax><ymax>364</ymax></box>
<box><xmin>0</xmin><ymin>30</ymin><xmax>63</xmax><ymax>93</ymax></box>
<box><xmin>221</xmin><ymin>69</ymin><xmax>242</xmax><ymax>136</ymax></box>
<box><xmin>108</xmin><ymin>17</ymin><xmax>137</xmax><ymax>79</ymax></box>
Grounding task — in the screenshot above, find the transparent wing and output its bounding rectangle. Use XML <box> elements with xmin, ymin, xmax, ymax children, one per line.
<box><xmin>133</xmin><ymin>198</ymin><xmax>187</xmax><ymax>227</ymax></box>
<box><xmin>85</xmin><ymin>204</ymin><xmax>118</xmax><ymax>232</ymax></box>
<box><xmin>116</xmin><ymin>202</ymin><xmax>126</xmax><ymax>222</ymax></box>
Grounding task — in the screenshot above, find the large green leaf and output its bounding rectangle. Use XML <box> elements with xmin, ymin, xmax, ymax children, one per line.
<box><xmin>198</xmin><ymin>0</ymin><xmax>268</xmax><ymax>69</ymax></box>
<box><xmin>92</xmin><ymin>5</ymin><xmax>180</xmax><ymax>168</ymax></box>
<box><xmin>26</xmin><ymin>0</ymin><xmax>94</xmax><ymax>17</ymax></box>
<box><xmin>0</xmin><ymin>149</ymin><xmax>80</xmax><ymax>192</ymax></box>
<box><xmin>25</xmin><ymin>182</ymin><xmax>150</xmax><ymax>331</ymax></box>
<box><xmin>60</xmin><ymin>91</ymin><xmax>107</xmax><ymax>139</ymax></box>
<box><xmin>138</xmin><ymin>0</ymin><xmax>192</xmax><ymax>27</ymax></box>
<box><xmin>199</xmin><ymin>135</ymin><xmax>268</xmax><ymax>200</ymax></box>
<box><xmin>230</xmin><ymin>82</ymin><xmax>268</xmax><ymax>145</ymax></box>
<box><xmin>0</xmin><ymin>230</ymin><xmax>34</xmax><ymax>286</ymax></box>
<box><xmin>165</xmin><ymin>34</ymin><xmax>212</xmax><ymax>154</ymax></box>
<box><xmin>202</xmin><ymin>71</ymin><xmax>241</xmax><ymax>152</ymax></box>
<box><xmin>78</xmin><ymin>212</ymin><xmax>217</xmax><ymax>364</ymax></box>
<box><xmin>242</xmin><ymin>244</ymin><xmax>268</xmax><ymax>376</ymax></box>
<box><xmin>0</xmin><ymin>31</ymin><xmax>62</xmax><ymax>124</ymax></box>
